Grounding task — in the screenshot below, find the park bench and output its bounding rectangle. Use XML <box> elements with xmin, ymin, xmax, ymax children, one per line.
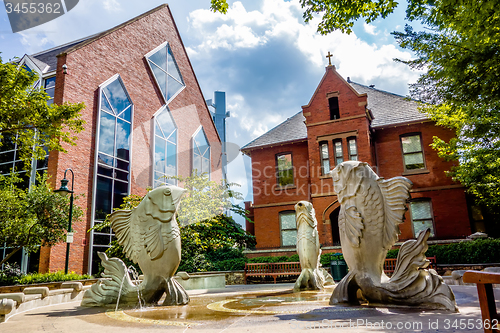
<box><xmin>463</xmin><ymin>271</ymin><xmax>500</xmax><ymax>333</ymax></box>
<box><xmin>384</xmin><ymin>256</ymin><xmax>437</xmax><ymax>277</ymax></box>
<box><xmin>244</xmin><ymin>262</ymin><xmax>301</xmax><ymax>284</ymax></box>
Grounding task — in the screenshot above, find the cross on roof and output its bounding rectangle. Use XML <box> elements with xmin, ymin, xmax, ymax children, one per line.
<box><xmin>326</xmin><ymin>51</ymin><xmax>333</xmax><ymax>66</ymax></box>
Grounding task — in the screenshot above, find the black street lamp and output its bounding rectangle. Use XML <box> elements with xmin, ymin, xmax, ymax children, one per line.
<box><xmin>54</xmin><ymin>168</ymin><xmax>74</xmax><ymax>275</ymax></box>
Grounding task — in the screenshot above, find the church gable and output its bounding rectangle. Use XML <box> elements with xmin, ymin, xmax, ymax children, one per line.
<box><xmin>302</xmin><ymin>66</ymin><xmax>368</xmax><ymax>125</ymax></box>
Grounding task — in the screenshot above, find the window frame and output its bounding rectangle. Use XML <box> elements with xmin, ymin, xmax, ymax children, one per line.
<box><xmin>409</xmin><ymin>198</ymin><xmax>436</xmax><ymax>238</ymax></box>
<box><xmin>329</xmin><ymin>96</ymin><xmax>340</xmax><ymax>120</ymax></box>
<box><xmin>192</xmin><ymin>126</ymin><xmax>211</xmax><ymax>178</ymax></box>
<box><xmin>319</xmin><ymin>141</ymin><xmax>331</xmax><ymax>175</ymax></box>
<box><xmin>333</xmin><ymin>139</ymin><xmax>344</xmax><ymax>166</ymax></box>
<box><xmin>275</xmin><ymin>152</ymin><xmax>294</xmax><ymax>187</ymax></box>
<box><xmin>89</xmin><ymin>74</ymin><xmax>134</xmax><ymax>275</ymax></box>
<box><xmin>400</xmin><ymin>133</ymin><xmax>426</xmax><ymax>172</ymax></box>
<box><xmin>152</xmin><ymin>105</ymin><xmax>178</xmax><ymax>187</ymax></box>
<box><xmin>279</xmin><ymin>210</ymin><xmax>297</xmax><ymax>247</ymax></box>
<box><xmin>347</xmin><ymin>136</ymin><xmax>358</xmax><ymax>161</ymax></box>
<box><xmin>144</xmin><ymin>41</ymin><xmax>186</xmax><ymax>105</ymax></box>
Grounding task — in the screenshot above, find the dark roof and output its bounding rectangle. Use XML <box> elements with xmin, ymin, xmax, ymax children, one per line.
<box><xmin>241</xmin><ymin>82</ymin><xmax>429</xmax><ymax>151</ymax></box>
<box><xmin>349</xmin><ymin>82</ymin><xmax>428</xmax><ymax>128</ymax></box>
<box><xmin>241</xmin><ymin>111</ymin><xmax>307</xmax><ymax>151</ymax></box>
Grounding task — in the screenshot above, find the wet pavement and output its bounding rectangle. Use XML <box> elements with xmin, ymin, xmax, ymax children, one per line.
<box><xmin>0</xmin><ymin>284</ymin><xmax>494</xmax><ymax>332</ymax></box>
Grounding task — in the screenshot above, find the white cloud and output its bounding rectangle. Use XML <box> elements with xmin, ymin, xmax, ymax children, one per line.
<box><xmin>103</xmin><ymin>0</ymin><xmax>122</xmax><ymax>12</ymax></box>
<box><xmin>363</xmin><ymin>23</ymin><xmax>378</xmax><ymax>35</ymax></box>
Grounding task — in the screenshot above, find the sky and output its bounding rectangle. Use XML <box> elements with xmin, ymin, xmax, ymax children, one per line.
<box><xmin>0</xmin><ymin>0</ymin><xmax>424</xmax><ymax>227</ymax></box>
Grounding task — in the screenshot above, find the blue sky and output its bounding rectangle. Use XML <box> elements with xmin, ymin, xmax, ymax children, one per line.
<box><xmin>0</xmin><ymin>0</ymin><xmax>424</xmax><ymax>227</ymax></box>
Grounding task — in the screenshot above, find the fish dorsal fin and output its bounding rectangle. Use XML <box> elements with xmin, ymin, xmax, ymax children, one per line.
<box><xmin>109</xmin><ymin>210</ymin><xmax>139</xmax><ymax>263</ymax></box>
<box><xmin>377</xmin><ymin>176</ymin><xmax>413</xmax><ymax>250</ymax></box>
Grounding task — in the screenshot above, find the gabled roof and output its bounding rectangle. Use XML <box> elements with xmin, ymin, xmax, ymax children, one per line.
<box><xmin>241</xmin><ymin>111</ymin><xmax>307</xmax><ymax>151</ymax></box>
<box><xmin>349</xmin><ymin>82</ymin><xmax>428</xmax><ymax>128</ymax></box>
<box><xmin>241</xmin><ymin>81</ymin><xmax>429</xmax><ymax>152</ymax></box>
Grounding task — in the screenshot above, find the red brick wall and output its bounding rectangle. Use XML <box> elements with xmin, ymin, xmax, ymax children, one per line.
<box><xmin>41</xmin><ymin>5</ymin><xmax>221</xmax><ymax>274</ymax></box>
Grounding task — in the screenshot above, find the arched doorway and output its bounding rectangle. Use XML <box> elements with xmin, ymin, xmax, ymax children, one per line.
<box><xmin>330</xmin><ymin>207</ymin><xmax>341</xmax><ymax>245</ymax></box>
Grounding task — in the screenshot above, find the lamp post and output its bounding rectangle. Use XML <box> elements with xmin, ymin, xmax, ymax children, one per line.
<box><xmin>54</xmin><ymin>168</ymin><xmax>74</xmax><ymax>274</ymax></box>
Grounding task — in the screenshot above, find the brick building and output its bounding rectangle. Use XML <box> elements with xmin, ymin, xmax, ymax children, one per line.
<box><xmin>241</xmin><ymin>65</ymin><xmax>473</xmax><ymax>258</ymax></box>
<box><xmin>1</xmin><ymin>4</ymin><xmax>221</xmax><ymax>274</ymax></box>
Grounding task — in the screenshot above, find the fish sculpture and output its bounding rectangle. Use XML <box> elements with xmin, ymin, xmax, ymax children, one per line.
<box><xmin>82</xmin><ymin>185</ymin><xmax>189</xmax><ymax>307</ymax></box>
<box><xmin>294</xmin><ymin>201</ymin><xmax>334</xmax><ymax>291</ymax></box>
<box><xmin>329</xmin><ymin>161</ymin><xmax>457</xmax><ymax>311</ymax></box>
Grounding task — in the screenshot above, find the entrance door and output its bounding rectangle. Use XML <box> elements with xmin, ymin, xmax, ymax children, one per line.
<box><xmin>330</xmin><ymin>207</ymin><xmax>341</xmax><ymax>245</ymax></box>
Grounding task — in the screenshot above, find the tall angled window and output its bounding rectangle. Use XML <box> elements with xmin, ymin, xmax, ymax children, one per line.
<box><xmin>146</xmin><ymin>42</ymin><xmax>185</xmax><ymax>104</ymax></box>
<box><xmin>91</xmin><ymin>75</ymin><xmax>133</xmax><ymax>275</ymax></box>
<box><xmin>276</xmin><ymin>153</ymin><xmax>293</xmax><ymax>186</ymax></box>
<box><xmin>400</xmin><ymin>133</ymin><xmax>426</xmax><ymax>171</ymax></box>
<box><xmin>154</xmin><ymin>106</ymin><xmax>177</xmax><ymax>187</ymax></box>
<box><xmin>320</xmin><ymin>142</ymin><xmax>330</xmax><ymax>175</ymax></box>
<box><xmin>44</xmin><ymin>76</ymin><xmax>56</xmax><ymax>105</ymax></box>
<box><xmin>192</xmin><ymin>127</ymin><xmax>210</xmax><ymax>177</ymax></box>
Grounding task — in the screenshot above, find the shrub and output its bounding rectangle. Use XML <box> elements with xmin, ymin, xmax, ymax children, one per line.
<box><xmin>0</xmin><ymin>268</ymin><xmax>91</xmax><ymax>286</ymax></box>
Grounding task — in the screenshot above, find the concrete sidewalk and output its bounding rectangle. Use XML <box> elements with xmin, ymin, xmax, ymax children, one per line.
<box><xmin>0</xmin><ymin>284</ymin><xmax>492</xmax><ymax>333</ymax></box>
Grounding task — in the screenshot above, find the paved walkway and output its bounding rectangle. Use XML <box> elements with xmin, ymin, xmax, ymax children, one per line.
<box><xmin>0</xmin><ymin>284</ymin><xmax>493</xmax><ymax>333</ymax></box>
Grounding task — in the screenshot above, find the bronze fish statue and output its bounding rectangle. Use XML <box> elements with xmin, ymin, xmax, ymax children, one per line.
<box><xmin>82</xmin><ymin>185</ymin><xmax>189</xmax><ymax>307</ymax></box>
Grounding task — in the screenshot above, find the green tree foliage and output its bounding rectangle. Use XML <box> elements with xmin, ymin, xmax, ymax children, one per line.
<box><xmin>0</xmin><ymin>57</ymin><xmax>85</xmax><ymax>167</ymax></box>
<box><xmin>168</xmin><ymin>171</ymin><xmax>246</xmax><ymax>226</ymax></box>
<box><xmin>0</xmin><ymin>173</ymin><xmax>83</xmax><ymax>266</ymax></box>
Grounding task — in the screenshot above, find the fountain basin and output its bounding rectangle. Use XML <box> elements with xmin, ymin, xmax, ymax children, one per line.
<box><xmin>173</xmin><ymin>273</ymin><xmax>225</xmax><ymax>290</ymax></box>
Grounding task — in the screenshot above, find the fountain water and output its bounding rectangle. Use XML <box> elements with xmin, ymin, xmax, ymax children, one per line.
<box><xmin>115</xmin><ymin>266</ymin><xmax>144</xmax><ymax>312</ymax></box>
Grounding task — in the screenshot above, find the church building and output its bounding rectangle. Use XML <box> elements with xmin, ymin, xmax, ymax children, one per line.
<box><xmin>242</xmin><ymin>63</ymin><xmax>474</xmax><ymax>258</ymax></box>
<box><xmin>1</xmin><ymin>4</ymin><xmax>221</xmax><ymax>275</ymax></box>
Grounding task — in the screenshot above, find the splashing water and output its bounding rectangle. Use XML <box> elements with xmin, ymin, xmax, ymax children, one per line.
<box><xmin>115</xmin><ymin>265</ymin><xmax>145</xmax><ymax>312</ymax></box>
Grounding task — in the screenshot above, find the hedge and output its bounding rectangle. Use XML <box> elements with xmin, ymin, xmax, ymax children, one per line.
<box><xmin>0</xmin><ymin>264</ymin><xmax>92</xmax><ymax>286</ymax></box>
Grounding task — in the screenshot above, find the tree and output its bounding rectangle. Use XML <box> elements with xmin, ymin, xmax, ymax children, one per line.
<box><xmin>0</xmin><ymin>173</ymin><xmax>83</xmax><ymax>266</ymax></box>
<box><xmin>0</xmin><ymin>57</ymin><xmax>85</xmax><ymax>167</ymax></box>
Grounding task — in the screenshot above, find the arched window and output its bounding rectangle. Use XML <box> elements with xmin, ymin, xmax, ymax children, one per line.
<box><xmin>154</xmin><ymin>106</ymin><xmax>177</xmax><ymax>187</ymax></box>
<box><xmin>145</xmin><ymin>42</ymin><xmax>185</xmax><ymax>104</ymax></box>
<box><xmin>91</xmin><ymin>75</ymin><xmax>133</xmax><ymax>274</ymax></box>
<box><xmin>192</xmin><ymin>126</ymin><xmax>210</xmax><ymax>176</ymax></box>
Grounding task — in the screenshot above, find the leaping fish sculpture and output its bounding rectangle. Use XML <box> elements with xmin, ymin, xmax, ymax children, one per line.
<box><xmin>82</xmin><ymin>185</ymin><xmax>189</xmax><ymax>307</ymax></box>
<box><xmin>329</xmin><ymin>161</ymin><xmax>457</xmax><ymax>311</ymax></box>
<box><xmin>294</xmin><ymin>201</ymin><xmax>334</xmax><ymax>291</ymax></box>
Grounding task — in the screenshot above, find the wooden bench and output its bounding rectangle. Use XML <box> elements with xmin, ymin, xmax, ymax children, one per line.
<box><xmin>463</xmin><ymin>271</ymin><xmax>500</xmax><ymax>333</ymax></box>
<box><xmin>244</xmin><ymin>262</ymin><xmax>301</xmax><ymax>284</ymax></box>
<box><xmin>384</xmin><ymin>256</ymin><xmax>437</xmax><ymax>277</ymax></box>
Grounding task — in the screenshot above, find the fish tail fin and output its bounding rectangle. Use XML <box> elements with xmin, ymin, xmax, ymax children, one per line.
<box><xmin>293</xmin><ymin>268</ymin><xmax>324</xmax><ymax>292</ymax></box>
<box><xmin>81</xmin><ymin>252</ymin><xmax>139</xmax><ymax>307</ymax></box>
<box><xmin>330</xmin><ymin>271</ymin><xmax>359</xmax><ymax>304</ymax></box>
<box><xmin>162</xmin><ymin>278</ymin><xmax>189</xmax><ymax>305</ymax></box>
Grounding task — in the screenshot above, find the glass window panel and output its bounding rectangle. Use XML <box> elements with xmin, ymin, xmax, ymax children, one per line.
<box><xmin>282</xmin><ymin>230</ymin><xmax>297</xmax><ymax>247</ymax></box>
<box><xmin>155</xmin><ymin>171</ymin><xmax>166</xmax><ymax>183</ymax></box>
<box><xmin>113</xmin><ymin>181</ymin><xmax>128</xmax><ymax>210</ymax></box>
<box><xmin>349</xmin><ymin>139</ymin><xmax>357</xmax><ymax>155</ymax></box>
<box><xmin>335</xmin><ymin>141</ymin><xmax>343</xmax><ymax>156</ymax></box>
<box><xmin>167</xmin><ymin>45</ymin><xmax>183</xmax><ymax>83</ymax></box>
<box><xmin>154</xmin><ymin>180</ymin><xmax>164</xmax><ymax>188</ymax></box>
<box><xmin>95</xmin><ymin>176</ymin><xmax>112</xmax><ymax>220</ymax></box>
<box><xmin>115</xmin><ymin>170</ymin><xmax>129</xmax><ymax>182</ymax></box>
<box><xmin>36</xmin><ymin>155</ymin><xmax>49</xmax><ymax>170</ymax></box>
<box><xmin>115</xmin><ymin>119</ymin><xmax>130</xmax><ymax>161</ymax></box>
<box><xmin>155</xmin><ymin>137</ymin><xmax>166</xmax><ymax>173</ymax></box>
<box><xmin>0</xmin><ymin>163</ymin><xmax>13</xmax><ymax>174</ymax></box>
<box><xmin>1</xmin><ymin>135</ymin><xmax>16</xmax><ymax>151</ymax></box>
<box><xmin>156</xmin><ymin>108</ymin><xmax>176</xmax><ymax>137</ymax></box>
<box><xmin>413</xmin><ymin>220</ymin><xmax>435</xmax><ymax>237</ymax></box>
<box><xmin>102</xmin><ymin>79</ymin><xmax>131</xmax><ymax>115</ymax></box>
<box><xmin>97</xmin><ymin>165</ymin><xmax>113</xmax><ymax>177</ymax></box>
<box><xmin>18</xmin><ymin>172</ymin><xmax>30</xmax><ymax>190</ymax></box>
<box><xmin>280</xmin><ymin>213</ymin><xmax>296</xmax><ymax>229</ymax></box>
<box><xmin>116</xmin><ymin>160</ymin><xmax>129</xmax><ymax>171</ymax></box>
<box><xmin>150</xmin><ymin>62</ymin><xmax>167</xmax><ymax>99</ymax></box>
<box><xmin>93</xmin><ymin>233</ymin><xmax>111</xmax><ymax>246</ymax></box>
<box><xmin>118</xmin><ymin>105</ymin><xmax>132</xmax><ymax>122</ymax></box>
<box><xmin>401</xmin><ymin>135</ymin><xmax>422</xmax><ymax>153</ymax></box>
<box><xmin>277</xmin><ymin>154</ymin><xmax>292</xmax><ymax>171</ymax></box>
<box><xmin>101</xmin><ymin>95</ymin><xmax>114</xmax><ymax>114</ymax></box>
<box><xmin>322</xmin><ymin>159</ymin><xmax>330</xmax><ymax>175</ymax></box>
<box><xmin>97</xmin><ymin>153</ymin><xmax>114</xmax><ymax>167</ymax></box>
<box><xmin>167</xmin><ymin>129</ymin><xmax>177</xmax><ymax>144</ymax></box>
<box><xmin>167</xmin><ymin>75</ymin><xmax>184</xmax><ymax>101</ymax></box>
<box><xmin>193</xmin><ymin>154</ymin><xmax>201</xmax><ymax>173</ymax></box>
<box><xmin>411</xmin><ymin>201</ymin><xmax>432</xmax><ymax>220</ymax></box>
<box><xmin>44</xmin><ymin>77</ymin><xmax>56</xmax><ymax>89</ymax></box>
<box><xmin>167</xmin><ymin>141</ymin><xmax>176</xmax><ymax>177</ymax></box>
<box><xmin>149</xmin><ymin>46</ymin><xmax>167</xmax><ymax>71</ymax></box>
<box><xmin>195</xmin><ymin>129</ymin><xmax>208</xmax><ymax>147</ymax></box>
<box><xmin>0</xmin><ymin>151</ymin><xmax>15</xmax><ymax>164</ymax></box>
<box><xmin>202</xmin><ymin>157</ymin><xmax>210</xmax><ymax>174</ymax></box>
<box><xmin>321</xmin><ymin>144</ymin><xmax>329</xmax><ymax>159</ymax></box>
<box><xmin>404</xmin><ymin>153</ymin><xmax>424</xmax><ymax>169</ymax></box>
<box><xmin>98</xmin><ymin>112</ymin><xmax>115</xmax><ymax>156</ymax></box>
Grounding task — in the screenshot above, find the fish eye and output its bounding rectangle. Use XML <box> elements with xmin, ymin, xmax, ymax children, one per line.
<box><xmin>165</xmin><ymin>188</ymin><xmax>171</xmax><ymax>195</ymax></box>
